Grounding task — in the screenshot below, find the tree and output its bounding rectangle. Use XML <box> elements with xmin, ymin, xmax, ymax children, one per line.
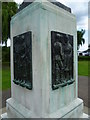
<box><xmin>2</xmin><ymin>2</ymin><xmax>18</xmax><ymax>63</ymax></box>
<box><xmin>77</xmin><ymin>29</ymin><xmax>85</xmax><ymax>50</ymax></box>
<box><xmin>2</xmin><ymin>2</ymin><xmax>18</xmax><ymax>45</ymax></box>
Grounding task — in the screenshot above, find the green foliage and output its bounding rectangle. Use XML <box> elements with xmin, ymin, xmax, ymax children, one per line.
<box><xmin>2</xmin><ymin>46</ymin><xmax>10</xmax><ymax>62</ymax></box>
<box><xmin>0</xmin><ymin>3</ymin><xmax>2</xmax><ymax>43</ymax></box>
<box><xmin>77</xmin><ymin>29</ymin><xmax>85</xmax><ymax>50</ymax></box>
<box><xmin>0</xmin><ymin>46</ymin><xmax>2</xmax><ymax>60</ymax></box>
<box><xmin>2</xmin><ymin>2</ymin><xmax>18</xmax><ymax>45</ymax></box>
<box><xmin>78</xmin><ymin>56</ymin><xmax>90</xmax><ymax>61</ymax></box>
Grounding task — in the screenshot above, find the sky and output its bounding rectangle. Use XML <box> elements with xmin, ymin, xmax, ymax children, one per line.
<box><xmin>13</xmin><ymin>0</ymin><xmax>89</xmax><ymax>51</ymax></box>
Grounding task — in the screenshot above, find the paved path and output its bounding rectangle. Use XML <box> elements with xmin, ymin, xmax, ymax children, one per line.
<box><xmin>0</xmin><ymin>89</ymin><xmax>11</xmax><ymax>109</ymax></box>
<box><xmin>78</xmin><ymin>76</ymin><xmax>89</xmax><ymax>108</ymax></box>
<box><xmin>0</xmin><ymin>76</ymin><xmax>89</xmax><ymax>110</ymax></box>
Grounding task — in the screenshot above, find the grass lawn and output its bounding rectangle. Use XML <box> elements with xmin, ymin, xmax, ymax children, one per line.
<box><xmin>0</xmin><ymin>63</ymin><xmax>11</xmax><ymax>90</ymax></box>
<box><xmin>0</xmin><ymin>60</ymin><xmax>89</xmax><ymax>90</ymax></box>
<box><xmin>78</xmin><ymin>60</ymin><xmax>89</xmax><ymax>76</ymax></box>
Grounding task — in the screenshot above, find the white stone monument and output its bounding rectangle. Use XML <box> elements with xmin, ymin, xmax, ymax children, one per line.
<box><xmin>1</xmin><ymin>0</ymin><xmax>89</xmax><ymax>118</ymax></box>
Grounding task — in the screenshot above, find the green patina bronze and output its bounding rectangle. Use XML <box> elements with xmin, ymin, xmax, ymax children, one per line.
<box><xmin>13</xmin><ymin>31</ymin><xmax>32</xmax><ymax>90</ymax></box>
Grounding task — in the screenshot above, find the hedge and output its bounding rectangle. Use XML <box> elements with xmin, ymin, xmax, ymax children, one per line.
<box><xmin>78</xmin><ymin>56</ymin><xmax>90</xmax><ymax>61</ymax></box>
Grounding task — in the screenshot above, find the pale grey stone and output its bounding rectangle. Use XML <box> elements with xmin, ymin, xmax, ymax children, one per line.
<box><xmin>1</xmin><ymin>0</ymin><xmax>89</xmax><ymax>118</ymax></box>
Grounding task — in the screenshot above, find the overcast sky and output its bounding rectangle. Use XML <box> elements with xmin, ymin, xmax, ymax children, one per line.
<box><xmin>13</xmin><ymin>0</ymin><xmax>89</xmax><ymax>51</ymax></box>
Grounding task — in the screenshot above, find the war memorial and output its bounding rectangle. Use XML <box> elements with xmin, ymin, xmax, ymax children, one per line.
<box><xmin>1</xmin><ymin>0</ymin><xmax>89</xmax><ymax>118</ymax></box>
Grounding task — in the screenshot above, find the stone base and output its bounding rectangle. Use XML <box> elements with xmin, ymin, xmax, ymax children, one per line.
<box><xmin>1</xmin><ymin>113</ymin><xmax>8</xmax><ymax>119</ymax></box>
<box><xmin>80</xmin><ymin>113</ymin><xmax>89</xmax><ymax>118</ymax></box>
<box><xmin>1</xmin><ymin>98</ymin><xmax>89</xmax><ymax>118</ymax></box>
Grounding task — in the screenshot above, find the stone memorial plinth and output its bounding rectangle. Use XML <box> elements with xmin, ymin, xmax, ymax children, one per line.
<box><xmin>1</xmin><ymin>0</ymin><xmax>89</xmax><ymax>118</ymax></box>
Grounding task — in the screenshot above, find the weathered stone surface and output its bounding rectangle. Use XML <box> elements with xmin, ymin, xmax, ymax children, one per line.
<box><xmin>1</xmin><ymin>0</ymin><xmax>89</xmax><ymax>118</ymax></box>
<box><xmin>17</xmin><ymin>0</ymin><xmax>71</xmax><ymax>13</ymax></box>
<box><xmin>7</xmin><ymin>2</ymin><xmax>78</xmax><ymax>117</ymax></box>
